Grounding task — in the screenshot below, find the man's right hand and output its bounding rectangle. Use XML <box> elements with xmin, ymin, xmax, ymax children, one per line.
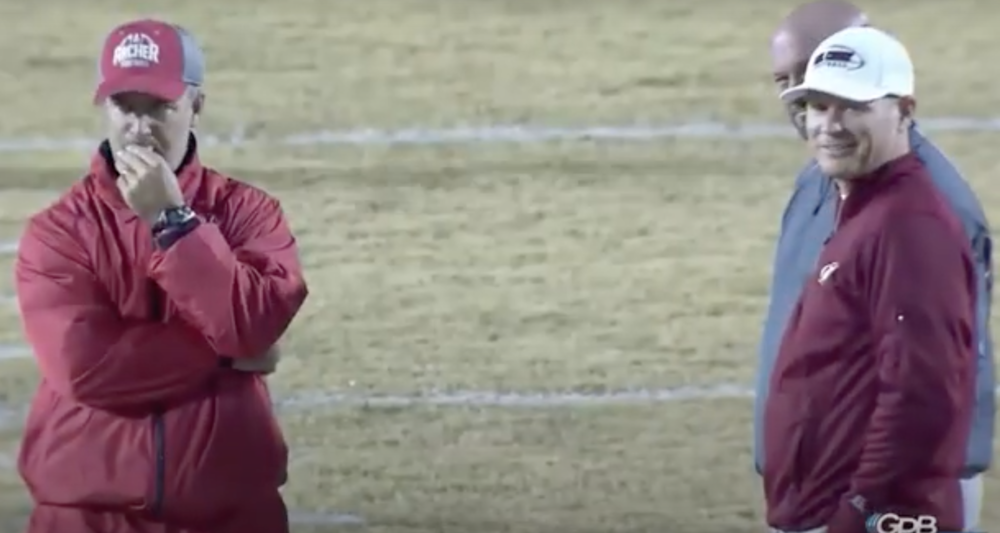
<box><xmin>232</xmin><ymin>345</ymin><xmax>281</xmax><ymax>374</ymax></box>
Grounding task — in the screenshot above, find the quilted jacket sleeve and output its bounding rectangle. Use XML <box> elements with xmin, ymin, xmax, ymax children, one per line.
<box><xmin>149</xmin><ymin>185</ymin><xmax>308</xmax><ymax>358</ymax></box>
<box><xmin>16</xmin><ymin>214</ymin><xmax>221</xmax><ymax>411</ymax></box>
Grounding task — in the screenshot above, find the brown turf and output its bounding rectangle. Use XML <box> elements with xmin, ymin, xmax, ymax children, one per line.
<box><xmin>0</xmin><ymin>1</ymin><xmax>997</xmax><ymax>531</ymax></box>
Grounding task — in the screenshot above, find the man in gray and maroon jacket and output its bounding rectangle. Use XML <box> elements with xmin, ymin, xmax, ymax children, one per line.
<box><xmin>755</xmin><ymin>2</ymin><xmax>992</xmax><ymax>531</ymax></box>
<box><xmin>762</xmin><ymin>26</ymin><xmax>975</xmax><ymax>533</ymax></box>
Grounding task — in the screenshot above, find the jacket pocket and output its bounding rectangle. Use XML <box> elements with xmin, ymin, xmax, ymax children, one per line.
<box><xmin>791</xmin><ymin>414</ymin><xmax>815</xmax><ymax>487</ymax></box>
<box><xmin>764</xmin><ymin>389</ymin><xmax>812</xmax><ymax>493</ymax></box>
<box><xmin>19</xmin><ymin>390</ymin><xmax>151</xmax><ymax>509</ymax></box>
<box><xmin>149</xmin><ymin>411</ymin><xmax>166</xmax><ymax>517</ymax></box>
<box><xmin>159</xmin><ymin>375</ymin><xmax>287</xmax><ymax>524</ymax></box>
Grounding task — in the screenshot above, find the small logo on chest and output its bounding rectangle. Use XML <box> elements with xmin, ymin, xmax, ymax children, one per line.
<box><xmin>818</xmin><ymin>262</ymin><xmax>840</xmax><ymax>284</ymax></box>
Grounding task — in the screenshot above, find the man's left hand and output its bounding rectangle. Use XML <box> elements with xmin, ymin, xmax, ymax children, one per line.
<box><xmin>115</xmin><ymin>145</ymin><xmax>185</xmax><ymax>225</ymax></box>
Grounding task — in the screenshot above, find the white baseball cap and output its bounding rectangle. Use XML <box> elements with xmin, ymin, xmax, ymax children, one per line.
<box><xmin>779</xmin><ymin>27</ymin><xmax>915</xmax><ymax>104</ymax></box>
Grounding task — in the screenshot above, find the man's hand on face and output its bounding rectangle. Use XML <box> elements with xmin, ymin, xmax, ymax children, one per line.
<box><xmin>232</xmin><ymin>345</ymin><xmax>281</xmax><ymax>375</ymax></box>
<box><xmin>115</xmin><ymin>145</ymin><xmax>185</xmax><ymax>225</ymax></box>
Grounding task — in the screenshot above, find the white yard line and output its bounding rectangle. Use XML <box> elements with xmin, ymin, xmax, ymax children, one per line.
<box><xmin>275</xmin><ymin>383</ymin><xmax>756</xmax><ymax>409</ymax></box>
<box><xmin>0</xmin><ymin>344</ymin><xmax>28</xmax><ymax>361</ymax></box>
<box><xmin>0</xmin><ymin>116</ymin><xmax>994</xmax><ymax>152</ymax></box>
<box><xmin>288</xmin><ymin>511</ymin><xmax>366</xmax><ymax>526</ymax></box>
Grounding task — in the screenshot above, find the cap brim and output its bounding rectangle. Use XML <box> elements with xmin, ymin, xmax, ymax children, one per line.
<box><xmin>93</xmin><ymin>75</ymin><xmax>186</xmax><ymax>105</ymax></box>
<box><xmin>779</xmin><ymin>72</ymin><xmax>889</xmax><ymax>104</ymax></box>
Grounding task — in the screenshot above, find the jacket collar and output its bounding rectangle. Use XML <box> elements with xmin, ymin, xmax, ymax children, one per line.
<box><xmin>91</xmin><ymin>133</ymin><xmax>205</xmax><ymax>220</ymax></box>
<box><xmin>837</xmin><ymin>151</ymin><xmax>924</xmax><ymax>226</ymax></box>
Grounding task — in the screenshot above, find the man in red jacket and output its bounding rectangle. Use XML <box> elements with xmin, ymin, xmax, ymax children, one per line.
<box><xmin>15</xmin><ymin>19</ymin><xmax>308</xmax><ymax>533</ymax></box>
<box><xmin>762</xmin><ymin>26</ymin><xmax>975</xmax><ymax>533</ymax></box>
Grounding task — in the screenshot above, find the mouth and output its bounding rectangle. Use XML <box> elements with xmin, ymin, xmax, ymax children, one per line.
<box><xmin>820</xmin><ymin>142</ymin><xmax>858</xmax><ymax>157</ymax></box>
<box><xmin>127</xmin><ymin>139</ymin><xmax>162</xmax><ymax>153</ymax></box>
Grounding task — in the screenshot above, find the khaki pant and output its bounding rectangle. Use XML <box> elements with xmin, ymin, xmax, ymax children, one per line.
<box><xmin>960</xmin><ymin>474</ymin><xmax>984</xmax><ymax>532</ymax></box>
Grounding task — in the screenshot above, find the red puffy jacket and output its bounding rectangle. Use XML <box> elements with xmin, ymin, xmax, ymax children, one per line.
<box><xmin>15</xmin><ymin>139</ymin><xmax>308</xmax><ymax>531</ymax></box>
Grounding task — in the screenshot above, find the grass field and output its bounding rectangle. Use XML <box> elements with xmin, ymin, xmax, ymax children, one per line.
<box><xmin>1</xmin><ymin>1</ymin><xmax>999</xmax><ymax>532</ymax></box>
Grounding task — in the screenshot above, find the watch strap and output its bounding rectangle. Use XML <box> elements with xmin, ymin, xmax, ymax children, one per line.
<box><xmin>152</xmin><ymin>206</ymin><xmax>200</xmax><ymax>250</ymax></box>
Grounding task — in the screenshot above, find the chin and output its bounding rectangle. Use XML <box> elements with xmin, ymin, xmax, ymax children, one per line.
<box><xmin>818</xmin><ymin>160</ymin><xmax>862</xmax><ymax>180</ymax></box>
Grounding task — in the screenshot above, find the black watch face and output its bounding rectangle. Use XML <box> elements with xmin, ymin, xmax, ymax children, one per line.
<box><xmin>157</xmin><ymin>207</ymin><xmax>193</xmax><ymax>229</ymax></box>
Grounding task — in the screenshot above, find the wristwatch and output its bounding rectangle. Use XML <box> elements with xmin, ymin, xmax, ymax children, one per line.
<box><xmin>152</xmin><ymin>205</ymin><xmax>197</xmax><ymax>233</ymax></box>
<box><xmin>152</xmin><ymin>205</ymin><xmax>200</xmax><ymax>250</ymax></box>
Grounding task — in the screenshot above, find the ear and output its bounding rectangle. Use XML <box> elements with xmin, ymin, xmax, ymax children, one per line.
<box><xmin>190</xmin><ymin>92</ymin><xmax>205</xmax><ymax>129</ymax></box>
<box><xmin>897</xmin><ymin>96</ymin><xmax>916</xmax><ymax>120</ymax></box>
<box><xmin>891</xmin><ymin>96</ymin><xmax>915</xmax><ymax>132</ymax></box>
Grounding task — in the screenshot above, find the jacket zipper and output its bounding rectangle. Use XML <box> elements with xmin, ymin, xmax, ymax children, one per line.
<box><xmin>823</xmin><ymin>193</ymin><xmax>845</xmax><ymax>245</ymax></box>
<box><xmin>833</xmin><ymin>195</ymin><xmax>844</xmax><ymax>231</ymax></box>
<box><xmin>151</xmin><ymin>413</ymin><xmax>166</xmax><ymax>517</ymax></box>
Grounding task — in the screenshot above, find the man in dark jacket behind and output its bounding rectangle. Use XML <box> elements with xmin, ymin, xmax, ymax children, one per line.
<box><xmin>763</xmin><ymin>26</ymin><xmax>975</xmax><ymax>533</ymax></box>
<box><xmin>754</xmin><ymin>2</ymin><xmax>993</xmax><ymax>531</ymax></box>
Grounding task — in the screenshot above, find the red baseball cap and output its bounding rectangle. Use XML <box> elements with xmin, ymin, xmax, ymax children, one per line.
<box><xmin>94</xmin><ymin>19</ymin><xmax>205</xmax><ymax>104</ymax></box>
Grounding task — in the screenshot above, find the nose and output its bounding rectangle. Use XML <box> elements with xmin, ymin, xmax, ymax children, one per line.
<box><xmin>809</xmin><ymin>113</ymin><xmax>846</xmax><ymax>142</ymax></box>
<box><xmin>125</xmin><ymin>112</ymin><xmax>153</xmax><ymax>136</ymax></box>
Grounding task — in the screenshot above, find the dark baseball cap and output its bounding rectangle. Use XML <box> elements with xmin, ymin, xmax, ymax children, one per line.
<box><xmin>94</xmin><ymin>19</ymin><xmax>204</xmax><ymax>104</ymax></box>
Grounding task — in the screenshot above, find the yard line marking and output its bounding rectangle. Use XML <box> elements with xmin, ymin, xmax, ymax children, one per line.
<box><xmin>0</xmin><ymin>344</ymin><xmax>29</xmax><ymax>361</ymax></box>
<box><xmin>275</xmin><ymin>383</ymin><xmax>1000</xmax><ymax>408</ymax></box>
<box><xmin>288</xmin><ymin>511</ymin><xmax>366</xmax><ymax>526</ymax></box>
<box><xmin>274</xmin><ymin>384</ymin><xmax>755</xmax><ymax>409</ymax></box>
<box><xmin>0</xmin><ymin>405</ymin><xmax>22</xmax><ymax>431</ymax></box>
<box><xmin>0</xmin><ymin>116</ymin><xmax>997</xmax><ymax>152</ymax></box>
<box><xmin>0</xmin><ymin>385</ymin><xmax>760</xmax><ymax>433</ymax></box>
<box><xmin>3</xmin><ymin>382</ymin><xmax>1000</xmax><ymax>412</ymax></box>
